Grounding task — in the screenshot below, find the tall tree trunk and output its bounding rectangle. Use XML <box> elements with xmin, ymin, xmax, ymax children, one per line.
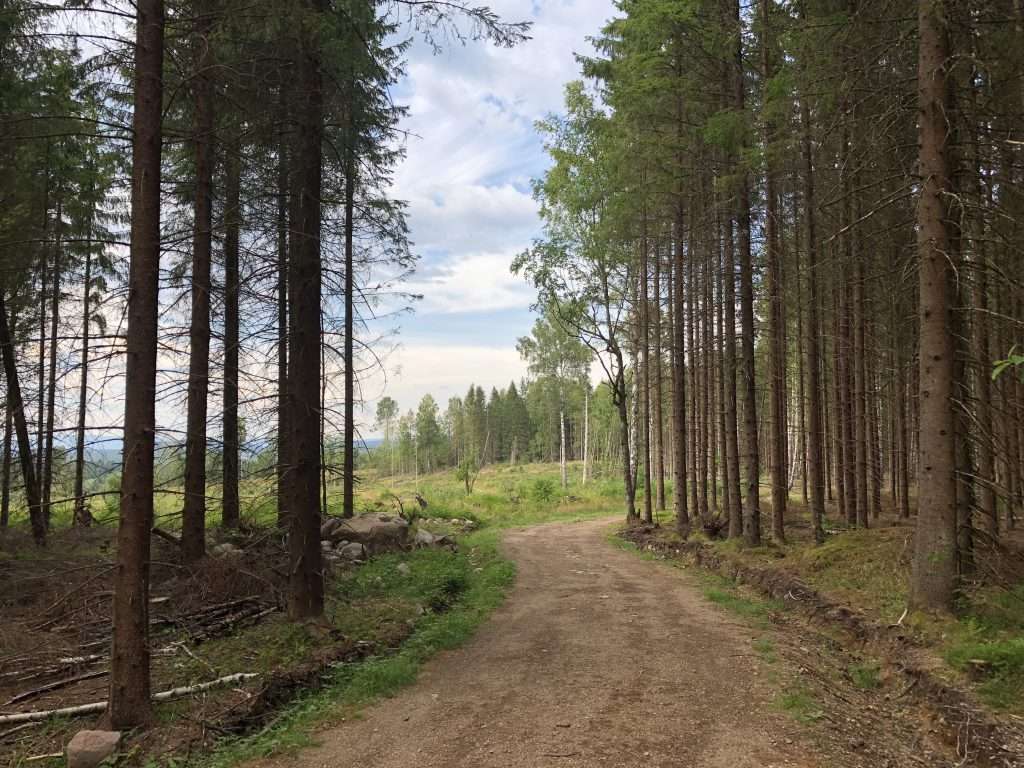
<box><xmin>799</xmin><ymin>83</ymin><xmax>826</xmax><ymax>543</ymax></box>
<box><xmin>1</xmin><ymin>392</ymin><xmax>10</xmax><ymax>528</ymax></box>
<box><xmin>286</xmin><ymin>0</ymin><xmax>326</xmax><ymax>620</ymax></box>
<box><xmin>0</xmin><ymin>298</ymin><xmax>42</xmax><ymax>543</ymax></box>
<box><xmin>762</xmin><ymin>0</ymin><xmax>786</xmax><ymax>543</ymax></box>
<box><xmin>181</xmin><ymin>0</ymin><xmax>215</xmax><ymax>562</ymax></box>
<box><xmin>73</xmin><ymin>217</ymin><xmax>94</xmax><ymax>527</ymax></box>
<box><xmin>276</xmin><ymin>112</ymin><xmax>290</xmax><ymax>528</ymax></box>
<box><xmin>723</xmin><ymin>212</ymin><xmax>742</xmax><ymax>538</ymax></box>
<box><xmin>42</xmin><ymin>210</ymin><xmax>61</xmax><ymax>529</ymax></box>
<box><xmin>735</xmin><ymin>0</ymin><xmax>761</xmax><ymax>546</ymax></box>
<box><xmin>222</xmin><ymin>140</ymin><xmax>241</xmax><ymax>530</ymax></box>
<box><xmin>910</xmin><ymin>0</ymin><xmax>957</xmax><ymax>611</ymax></box>
<box><xmin>36</xmin><ymin>251</ymin><xmax>46</xmax><ymax>508</ymax></box>
<box><xmin>641</xmin><ymin>223</ymin><xmax>653</xmax><ymax>523</ymax></box>
<box><xmin>342</xmin><ymin>139</ymin><xmax>356</xmax><ymax>519</ymax></box>
<box><xmin>672</xmin><ymin>202</ymin><xmax>690</xmax><ymax>536</ymax></box>
<box><xmin>1</xmin><ymin>391</ymin><xmax>10</xmax><ymax>528</ymax></box>
<box><xmin>583</xmin><ymin>386</ymin><xmax>590</xmax><ymax>485</ymax></box>
<box><xmin>653</xmin><ymin>241</ymin><xmax>665</xmax><ymax>510</ymax></box>
<box><xmin>107</xmin><ymin>0</ymin><xmax>164</xmax><ymax>727</ymax></box>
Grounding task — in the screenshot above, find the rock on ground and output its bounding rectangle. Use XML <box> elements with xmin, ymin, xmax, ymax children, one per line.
<box><xmin>66</xmin><ymin>730</ymin><xmax>121</xmax><ymax>768</ymax></box>
<box><xmin>324</xmin><ymin>514</ymin><xmax>410</xmax><ymax>554</ymax></box>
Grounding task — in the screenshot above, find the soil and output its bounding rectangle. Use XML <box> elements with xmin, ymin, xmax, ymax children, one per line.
<box><xmin>247</xmin><ymin>517</ymin><xmax>963</xmax><ymax>768</ymax></box>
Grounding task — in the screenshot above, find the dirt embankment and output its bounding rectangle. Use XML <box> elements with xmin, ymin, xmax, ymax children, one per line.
<box><xmin>621</xmin><ymin>525</ymin><xmax>1024</xmax><ymax>768</ymax></box>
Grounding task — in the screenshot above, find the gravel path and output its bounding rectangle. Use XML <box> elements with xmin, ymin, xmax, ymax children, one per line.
<box><xmin>250</xmin><ymin>518</ymin><xmax>828</xmax><ymax>768</ymax></box>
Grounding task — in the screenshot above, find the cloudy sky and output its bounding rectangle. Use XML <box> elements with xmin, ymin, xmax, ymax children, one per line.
<box><xmin>361</xmin><ymin>0</ymin><xmax>617</xmax><ymax>428</ymax></box>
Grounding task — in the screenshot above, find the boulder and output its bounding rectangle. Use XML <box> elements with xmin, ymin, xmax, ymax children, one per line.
<box><xmin>66</xmin><ymin>730</ymin><xmax>121</xmax><ymax>768</ymax></box>
<box><xmin>211</xmin><ymin>543</ymin><xmax>243</xmax><ymax>558</ymax></box>
<box><xmin>396</xmin><ymin>562</ymin><xmax>411</xmax><ymax>576</ymax></box>
<box><xmin>339</xmin><ymin>542</ymin><xmax>366</xmax><ymax>561</ymax></box>
<box><xmin>331</xmin><ymin>514</ymin><xmax>410</xmax><ymax>554</ymax></box>
<box><xmin>414</xmin><ymin>529</ymin><xmax>436</xmax><ymax>548</ymax></box>
<box><xmin>320</xmin><ymin>517</ymin><xmax>345</xmax><ymax>540</ymax></box>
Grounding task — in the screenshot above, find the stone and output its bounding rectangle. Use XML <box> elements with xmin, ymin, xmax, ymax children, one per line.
<box><xmin>212</xmin><ymin>543</ymin><xmax>242</xmax><ymax>558</ymax></box>
<box><xmin>339</xmin><ymin>542</ymin><xmax>366</xmax><ymax>561</ymax></box>
<box><xmin>333</xmin><ymin>514</ymin><xmax>410</xmax><ymax>554</ymax></box>
<box><xmin>396</xmin><ymin>562</ymin><xmax>411</xmax><ymax>576</ymax></box>
<box><xmin>320</xmin><ymin>517</ymin><xmax>344</xmax><ymax>540</ymax></box>
<box><xmin>66</xmin><ymin>730</ymin><xmax>121</xmax><ymax>768</ymax></box>
<box><xmin>321</xmin><ymin>540</ymin><xmax>333</xmax><ymax>550</ymax></box>
<box><xmin>414</xmin><ymin>529</ymin><xmax>436</xmax><ymax>547</ymax></box>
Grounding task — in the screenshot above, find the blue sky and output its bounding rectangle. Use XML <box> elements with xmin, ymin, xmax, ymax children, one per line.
<box><xmin>363</xmin><ymin>0</ymin><xmax>617</xmax><ymax>426</ymax></box>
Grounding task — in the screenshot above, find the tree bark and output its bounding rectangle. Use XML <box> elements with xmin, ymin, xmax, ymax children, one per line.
<box><xmin>640</xmin><ymin>222</ymin><xmax>653</xmax><ymax>524</ymax></box>
<box><xmin>799</xmin><ymin>84</ymin><xmax>826</xmax><ymax>544</ymax></box>
<box><xmin>222</xmin><ymin>139</ymin><xmax>241</xmax><ymax>530</ymax></box>
<box><xmin>1</xmin><ymin>385</ymin><xmax>11</xmax><ymax>528</ymax></box>
<box><xmin>910</xmin><ymin>0</ymin><xmax>958</xmax><ymax>611</ymax></box>
<box><xmin>0</xmin><ymin>297</ymin><xmax>42</xmax><ymax>543</ymax></box>
<box><xmin>73</xmin><ymin>217</ymin><xmax>93</xmax><ymax>527</ymax></box>
<box><xmin>672</xmin><ymin>202</ymin><xmax>690</xmax><ymax>536</ymax></box>
<box><xmin>342</xmin><ymin>136</ymin><xmax>356</xmax><ymax>519</ymax></box>
<box><xmin>107</xmin><ymin>0</ymin><xmax>164</xmax><ymax>727</ymax></box>
<box><xmin>286</xmin><ymin>0</ymin><xmax>326</xmax><ymax>620</ymax></box>
<box><xmin>181</xmin><ymin>0</ymin><xmax>215</xmax><ymax>562</ymax></box>
<box><xmin>42</xmin><ymin>209</ymin><xmax>61</xmax><ymax>529</ymax></box>
<box><xmin>735</xmin><ymin>0</ymin><xmax>761</xmax><ymax>546</ymax></box>
<box><xmin>761</xmin><ymin>0</ymin><xmax>786</xmax><ymax>543</ymax></box>
<box><xmin>653</xmin><ymin>240</ymin><xmax>665</xmax><ymax>510</ymax></box>
<box><xmin>276</xmin><ymin>106</ymin><xmax>290</xmax><ymax>528</ymax></box>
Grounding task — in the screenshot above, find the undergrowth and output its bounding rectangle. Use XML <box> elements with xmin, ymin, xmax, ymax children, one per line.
<box><xmin>185</xmin><ymin>529</ymin><xmax>514</xmax><ymax>767</ymax></box>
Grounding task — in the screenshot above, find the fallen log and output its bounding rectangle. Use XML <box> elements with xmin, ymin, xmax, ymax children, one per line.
<box><xmin>0</xmin><ymin>673</ymin><xmax>260</xmax><ymax>725</ymax></box>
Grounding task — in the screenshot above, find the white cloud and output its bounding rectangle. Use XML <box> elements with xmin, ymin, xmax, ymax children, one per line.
<box><xmin>404</xmin><ymin>250</ymin><xmax>536</xmax><ymax>314</ymax></box>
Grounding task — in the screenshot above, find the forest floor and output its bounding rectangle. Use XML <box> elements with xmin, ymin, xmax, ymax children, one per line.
<box><xmin>238</xmin><ymin>516</ymin><xmax>1020</xmax><ymax>768</ymax></box>
<box><xmin>3</xmin><ymin>468</ymin><xmax>1023</xmax><ymax>767</ymax></box>
<box><xmin>0</xmin><ymin>463</ymin><xmax>621</xmax><ymax>767</ymax></box>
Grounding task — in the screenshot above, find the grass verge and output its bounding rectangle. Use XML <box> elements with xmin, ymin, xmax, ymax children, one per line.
<box><xmin>176</xmin><ymin>530</ymin><xmax>513</xmax><ymax>768</ymax></box>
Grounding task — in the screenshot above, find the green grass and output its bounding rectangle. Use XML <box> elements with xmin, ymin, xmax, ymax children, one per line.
<box><xmin>753</xmin><ymin>637</ymin><xmax>778</xmax><ymax>664</ymax></box>
<box><xmin>943</xmin><ymin>586</ymin><xmax>1024</xmax><ymax>712</ymax></box>
<box><xmin>848</xmin><ymin>662</ymin><xmax>882</xmax><ymax>690</ymax></box>
<box><xmin>776</xmin><ymin>685</ymin><xmax>825</xmax><ymax>723</ymax></box>
<box><xmin>695</xmin><ymin>572</ymin><xmax>783</xmax><ymax>628</ymax></box>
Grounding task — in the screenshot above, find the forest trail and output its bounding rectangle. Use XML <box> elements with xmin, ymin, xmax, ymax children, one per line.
<box><xmin>249</xmin><ymin>518</ymin><xmax>829</xmax><ymax>768</ymax></box>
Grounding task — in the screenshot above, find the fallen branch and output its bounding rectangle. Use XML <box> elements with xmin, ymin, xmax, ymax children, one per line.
<box><xmin>5</xmin><ymin>669</ymin><xmax>110</xmax><ymax>706</ymax></box>
<box><xmin>0</xmin><ymin>673</ymin><xmax>260</xmax><ymax>725</ymax></box>
<box><xmin>151</xmin><ymin>527</ymin><xmax>181</xmax><ymax>546</ymax></box>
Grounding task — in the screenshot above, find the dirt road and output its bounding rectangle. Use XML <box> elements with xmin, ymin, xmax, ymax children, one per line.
<box><xmin>252</xmin><ymin>518</ymin><xmax>827</xmax><ymax>767</ymax></box>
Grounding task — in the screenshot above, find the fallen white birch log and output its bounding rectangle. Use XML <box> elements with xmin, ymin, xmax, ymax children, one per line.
<box><xmin>0</xmin><ymin>673</ymin><xmax>259</xmax><ymax>725</ymax></box>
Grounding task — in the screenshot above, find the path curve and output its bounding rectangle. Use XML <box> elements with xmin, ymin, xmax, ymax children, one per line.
<box><xmin>252</xmin><ymin>518</ymin><xmax>823</xmax><ymax>768</ymax></box>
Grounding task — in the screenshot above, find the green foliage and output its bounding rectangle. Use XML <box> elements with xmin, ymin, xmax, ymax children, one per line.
<box><xmin>993</xmin><ymin>347</ymin><xmax>1024</xmax><ymax>381</ymax></box>
<box><xmin>530</xmin><ymin>477</ymin><xmax>557</xmax><ymax>504</ymax></box>
<box><xmin>946</xmin><ymin>633</ymin><xmax>1024</xmax><ymax>711</ymax></box>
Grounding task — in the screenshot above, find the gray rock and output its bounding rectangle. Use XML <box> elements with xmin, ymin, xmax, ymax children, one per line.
<box><xmin>396</xmin><ymin>562</ymin><xmax>411</xmax><ymax>576</ymax></box>
<box><xmin>321</xmin><ymin>539</ymin><xmax>333</xmax><ymax>550</ymax></box>
<box><xmin>320</xmin><ymin>517</ymin><xmax>344</xmax><ymax>540</ymax></box>
<box><xmin>334</xmin><ymin>514</ymin><xmax>410</xmax><ymax>554</ymax></box>
<box><xmin>66</xmin><ymin>730</ymin><xmax>121</xmax><ymax>768</ymax></box>
<box><xmin>339</xmin><ymin>542</ymin><xmax>366</xmax><ymax>561</ymax></box>
<box><xmin>414</xmin><ymin>529</ymin><xmax>436</xmax><ymax>547</ymax></box>
<box><xmin>212</xmin><ymin>543</ymin><xmax>242</xmax><ymax>558</ymax></box>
